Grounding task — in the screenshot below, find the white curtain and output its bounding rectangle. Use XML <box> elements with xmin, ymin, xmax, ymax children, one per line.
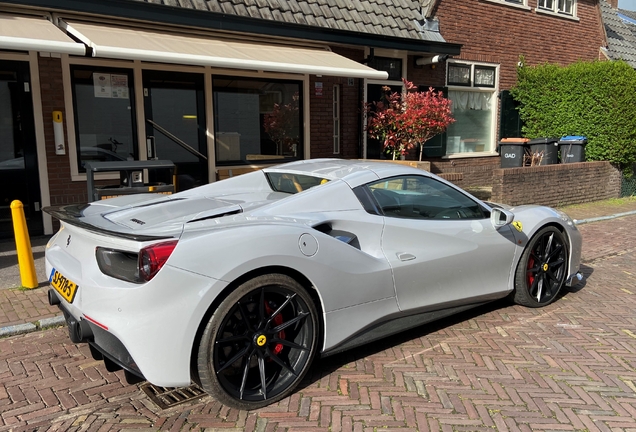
<box><xmin>449</xmin><ymin>90</ymin><xmax>493</xmax><ymax>112</ymax></box>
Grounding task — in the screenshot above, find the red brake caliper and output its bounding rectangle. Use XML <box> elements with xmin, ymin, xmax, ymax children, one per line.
<box><xmin>527</xmin><ymin>256</ymin><xmax>535</xmax><ymax>286</ymax></box>
<box><xmin>265</xmin><ymin>303</ymin><xmax>285</xmax><ymax>356</ymax></box>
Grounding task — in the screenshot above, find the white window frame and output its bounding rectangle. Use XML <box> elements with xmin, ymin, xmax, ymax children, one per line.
<box><xmin>537</xmin><ymin>0</ymin><xmax>577</xmax><ymax>18</ymax></box>
<box><xmin>445</xmin><ymin>60</ymin><xmax>500</xmax><ymax>158</ymax></box>
<box><xmin>484</xmin><ymin>0</ymin><xmax>531</xmax><ymax>11</ymax></box>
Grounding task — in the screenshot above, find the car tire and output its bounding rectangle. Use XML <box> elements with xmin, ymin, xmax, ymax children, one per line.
<box><xmin>197</xmin><ymin>274</ymin><xmax>319</xmax><ymax>410</ymax></box>
<box><xmin>512</xmin><ymin>226</ymin><xmax>568</xmax><ymax>308</ymax></box>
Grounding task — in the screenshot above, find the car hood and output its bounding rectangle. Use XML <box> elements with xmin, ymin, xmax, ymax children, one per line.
<box><xmin>44</xmin><ymin>191</ymin><xmax>286</xmax><ymax>240</ymax></box>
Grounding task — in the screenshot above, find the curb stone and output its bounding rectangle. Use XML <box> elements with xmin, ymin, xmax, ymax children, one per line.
<box><xmin>0</xmin><ymin>314</ymin><xmax>65</xmax><ymax>339</ymax></box>
<box><xmin>1</xmin><ymin>210</ymin><xmax>635</xmax><ymax>339</ymax></box>
<box><xmin>573</xmin><ymin>209</ymin><xmax>636</xmax><ymax>225</ymax></box>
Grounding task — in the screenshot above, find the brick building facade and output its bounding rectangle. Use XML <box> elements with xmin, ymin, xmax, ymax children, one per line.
<box><xmin>0</xmin><ymin>0</ymin><xmax>609</xmax><ymax>237</ymax></box>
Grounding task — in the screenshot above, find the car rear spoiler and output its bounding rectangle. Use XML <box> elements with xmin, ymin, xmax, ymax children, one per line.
<box><xmin>43</xmin><ymin>204</ymin><xmax>174</xmax><ymax>242</ymax></box>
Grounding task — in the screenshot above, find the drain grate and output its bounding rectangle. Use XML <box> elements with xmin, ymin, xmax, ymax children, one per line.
<box><xmin>140</xmin><ymin>383</ymin><xmax>207</xmax><ymax>409</ymax></box>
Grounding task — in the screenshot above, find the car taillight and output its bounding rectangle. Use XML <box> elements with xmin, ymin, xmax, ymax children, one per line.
<box><xmin>96</xmin><ymin>247</ymin><xmax>140</xmax><ymax>283</ymax></box>
<box><xmin>139</xmin><ymin>240</ymin><xmax>178</xmax><ymax>282</ymax></box>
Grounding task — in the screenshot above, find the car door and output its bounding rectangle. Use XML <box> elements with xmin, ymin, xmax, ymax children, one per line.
<box><xmin>365</xmin><ymin>175</ymin><xmax>517</xmax><ymax>312</ymax></box>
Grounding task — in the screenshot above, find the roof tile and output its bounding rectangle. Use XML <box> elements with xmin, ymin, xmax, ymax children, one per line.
<box><xmin>601</xmin><ymin>1</ymin><xmax>636</xmax><ymax>68</ymax></box>
<box><xmin>131</xmin><ymin>0</ymin><xmax>445</xmax><ymax>43</ymax></box>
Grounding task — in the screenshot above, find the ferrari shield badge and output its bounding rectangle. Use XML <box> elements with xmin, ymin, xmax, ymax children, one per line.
<box><xmin>512</xmin><ymin>221</ymin><xmax>523</xmax><ymax>232</ymax></box>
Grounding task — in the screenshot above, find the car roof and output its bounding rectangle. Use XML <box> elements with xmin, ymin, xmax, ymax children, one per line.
<box><xmin>263</xmin><ymin>158</ymin><xmax>431</xmax><ymax>187</ymax></box>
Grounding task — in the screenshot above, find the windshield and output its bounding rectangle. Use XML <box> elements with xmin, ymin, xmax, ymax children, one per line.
<box><xmin>266</xmin><ymin>172</ymin><xmax>329</xmax><ymax>194</ymax></box>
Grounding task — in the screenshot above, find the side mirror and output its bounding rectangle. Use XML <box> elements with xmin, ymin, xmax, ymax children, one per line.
<box><xmin>490</xmin><ymin>207</ymin><xmax>515</xmax><ymax>230</ymax></box>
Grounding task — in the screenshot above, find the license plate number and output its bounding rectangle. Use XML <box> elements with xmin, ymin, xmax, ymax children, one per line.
<box><xmin>50</xmin><ymin>269</ymin><xmax>78</xmax><ymax>303</ymax></box>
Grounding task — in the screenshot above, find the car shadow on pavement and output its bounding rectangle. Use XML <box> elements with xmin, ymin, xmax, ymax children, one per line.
<box><xmin>567</xmin><ymin>263</ymin><xmax>592</xmax><ymax>293</ymax></box>
<box><xmin>299</xmin><ymin>275</ymin><xmax>592</xmax><ymax>392</ymax></box>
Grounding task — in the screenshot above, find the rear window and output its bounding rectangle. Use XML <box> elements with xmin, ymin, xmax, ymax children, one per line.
<box><xmin>266</xmin><ymin>172</ymin><xmax>329</xmax><ymax>194</ymax></box>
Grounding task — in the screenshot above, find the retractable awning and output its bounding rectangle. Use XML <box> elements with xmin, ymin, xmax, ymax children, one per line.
<box><xmin>61</xmin><ymin>20</ymin><xmax>388</xmax><ymax>80</ymax></box>
<box><xmin>0</xmin><ymin>14</ymin><xmax>85</xmax><ymax>55</ymax></box>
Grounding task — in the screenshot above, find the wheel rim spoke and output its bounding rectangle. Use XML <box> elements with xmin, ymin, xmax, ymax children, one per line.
<box><xmin>266</xmin><ymin>347</ymin><xmax>297</xmax><ymax>376</ymax></box>
<box><xmin>546</xmin><ymin>244</ymin><xmax>563</xmax><ymax>261</ymax></box>
<box><xmin>239</xmin><ymin>349</ymin><xmax>255</xmax><ymax>400</ymax></box>
<box><xmin>257</xmin><ymin>351</ymin><xmax>267</xmax><ymax>399</ymax></box>
<box><xmin>274</xmin><ymin>337</ymin><xmax>310</xmax><ymax>351</ymax></box>
<box><xmin>529</xmin><ymin>251</ymin><xmax>540</xmax><ymax>263</ymax></box>
<box><xmin>528</xmin><ymin>273</ymin><xmax>540</xmax><ymax>296</ymax></box>
<box><xmin>550</xmin><ymin>258</ymin><xmax>565</xmax><ymax>269</ymax></box>
<box><xmin>216</xmin><ymin>334</ymin><xmax>249</xmax><ymax>345</ymax></box>
<box><xmin>546</xmin><ymin>269</ymin><xmax>562</xmax><ymax>286</ymax></box>
<box><xmin>544</xmin><ymin>233</ymin><xmax>554</xmax><ymax>259</ymax></box>
<box><xmin>217</xmin><ymin>345</ymin><xmax>250</xmax><ymax>374</ymax></box>
<box><xmin>266</xmin><ymin>293</ymin><xmax>295</xmax><ymax>328</ymax></box>
<box><xmin>535</xmin><ymin>277</ymin><xmax>543</xmax><ymax>302</ymax></box>
<box><xmin>271</xmin><ymin>311</ymin><xmax>309</xmax><ymax>333</ymax></box>
<box><xmin>237</xmin><ymin>301</ymin><xmax>253</xmax><ymax>331</ymax></box>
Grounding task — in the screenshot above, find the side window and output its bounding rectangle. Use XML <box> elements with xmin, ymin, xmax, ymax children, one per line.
<box><xmin>365</xmin><ymin>175</ymin><xmax>486</xmax><ymax>220</ymax></box>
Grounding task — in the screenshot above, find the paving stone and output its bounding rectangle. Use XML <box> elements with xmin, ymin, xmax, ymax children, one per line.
<box><xmin>0</xmin><ymin>205</ymin><xmax>635</xmax><ymax>429</ymax></box>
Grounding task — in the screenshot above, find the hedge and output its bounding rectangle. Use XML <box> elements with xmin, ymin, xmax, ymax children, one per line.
<box><xmin>511</xmin><ymin>59</ymin><xmax>636</xmax><ymax>173</ymax></box>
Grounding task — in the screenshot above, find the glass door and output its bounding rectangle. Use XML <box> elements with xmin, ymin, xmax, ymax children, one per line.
<box><xmin>143</xmin><ymin>71</ymin><xmax>207</xmax><ymax>191</ymax></box>
<box><xmin>0</xmin><ymin>60</ymin><xmax>42</xmax><ymax>239</ymax></box>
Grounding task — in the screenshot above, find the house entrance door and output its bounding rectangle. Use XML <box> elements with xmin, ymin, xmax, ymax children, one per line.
<box><xmin>365</xmin><ymin>83</ymin><xmax>403</xmax><ymax>159</ymax></box>
<box><xmin>143</xmin><ymin>71</ymin><xmax>207</xmax><ymax>191</ymax></box>
<box><xmin>0</xmin><ymin>60</ymin><xmax>42</xmax><ymax>239</ymax></box>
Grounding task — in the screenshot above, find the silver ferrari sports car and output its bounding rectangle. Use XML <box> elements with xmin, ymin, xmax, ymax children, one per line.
<box><xmin>44</xmin><ymin>159</ymin><xmax>582</xmax><ymax>409</ymax></box>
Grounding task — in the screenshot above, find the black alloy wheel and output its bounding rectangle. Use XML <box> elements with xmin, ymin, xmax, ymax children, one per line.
<box><xmin>197</xmin><ymin>274</ymin><xmax>318</xmax><ymax>410</ymax></box>
<box><xmin>513</xmin><ymin>226</ymin><xmax>568</xmax><ymax>308</ymax></box>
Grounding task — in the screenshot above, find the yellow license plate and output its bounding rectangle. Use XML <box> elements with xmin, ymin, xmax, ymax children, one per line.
<box><xmin>50</xmin><ymin>269</ymin><xmax>78</xmax><ymax>303</ymax></box>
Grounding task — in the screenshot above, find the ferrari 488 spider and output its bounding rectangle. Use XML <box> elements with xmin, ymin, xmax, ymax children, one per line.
<box><xmin>45</xmin><ymin>159</ymin><xmax>582</xmax><ymax>409</ymax></box>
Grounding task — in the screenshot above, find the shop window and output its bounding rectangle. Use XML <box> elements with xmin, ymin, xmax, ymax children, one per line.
<box><xmin>70</xmin><ymin>66</ymin><xmax>137</xmax><ymax>172</ymax></box>
<box><xmin>212</xmin><ymin>76</ymin><xmax>303</xmax><ymax>164</ymax></box>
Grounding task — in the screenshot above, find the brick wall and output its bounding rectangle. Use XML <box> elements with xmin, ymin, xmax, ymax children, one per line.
<box><xmin>429</xmin><ymin>156</ymin><xmax>501</xmax><ymax>188</ymax></box>
<box><xmin>491</xmin><ymin>161</ymin><xmax>621</xmax><ymax>207</ymax></box>
<box><xmin>39</xmin><ymin>56</ymin><xmax>93</xmax><ymax>206</ymax></box>
<box><xmin>310</xmin><ymin>47</ymin><xmax>365</xmax><ymax>159</ymax></box>
<box><xmin>434</xmin><ymin>0</ymin><xmax>605</xmax><ymax>90</ymax></box>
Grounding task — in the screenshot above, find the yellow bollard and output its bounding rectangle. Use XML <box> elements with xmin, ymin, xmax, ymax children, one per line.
<box><xmin>10</xmin><ymin>200</ymin><xmax>38</xmax><ymax>289</ymax></box>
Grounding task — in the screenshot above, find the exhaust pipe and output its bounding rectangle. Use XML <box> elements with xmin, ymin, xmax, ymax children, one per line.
<box><xmin>68</xmin><ymin>317</ymin><xmax>94</xmax><ymax>343</ymax></box>
<box><xmin>567</xmin><ymin>272</ymin><xmax>584</xmax><ymax>286</ymax></box>
<box><xmin>48</xmin><ymin>289</ymin><xmax>60</xmax><ymax>306</ymax></box>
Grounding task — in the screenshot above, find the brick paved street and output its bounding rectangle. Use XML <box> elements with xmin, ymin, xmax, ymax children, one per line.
<box><xmin>1</xmin><ymin>213</ymin><xmax>636</xmax><ymax>431</ymax></box>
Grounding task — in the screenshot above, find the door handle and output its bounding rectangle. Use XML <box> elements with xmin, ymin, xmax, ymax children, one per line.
<box><xmin>397</xmin><ymin>252</ymin><xmax>416</xmax><ymax>261</ymax></box>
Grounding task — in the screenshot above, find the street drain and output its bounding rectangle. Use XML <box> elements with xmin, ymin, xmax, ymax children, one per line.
<box><xmin>140</xmin><ymin>383</ymin><xmax>207</xmax><ymax>409</ymax></box>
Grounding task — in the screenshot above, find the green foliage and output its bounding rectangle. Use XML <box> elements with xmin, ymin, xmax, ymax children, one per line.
<box><xmin>510</xmin><ymin>59</ymin><xmax>636</xmax><ymax>171</ymax></box>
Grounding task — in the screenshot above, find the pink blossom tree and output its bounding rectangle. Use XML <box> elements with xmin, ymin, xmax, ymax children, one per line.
<box><xmin>366</xmin><ymin>79</ymin><xmax>455</xmax><ymax>160</ymax></box>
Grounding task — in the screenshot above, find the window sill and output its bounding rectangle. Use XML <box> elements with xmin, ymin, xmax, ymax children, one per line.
<box><xmin>443</xmin><ymin>152</ymin><xmax>499</xmax><ymax>159</ymax></box>
<box><xmin>535</xmin><ymin>8</ymin><xmax>579</xmax><ymax>21</ymax></box>
<box><xmin>483</xmin><ymin>0</ymin><xmax>531</xmax><ymax>11</ymax></box>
